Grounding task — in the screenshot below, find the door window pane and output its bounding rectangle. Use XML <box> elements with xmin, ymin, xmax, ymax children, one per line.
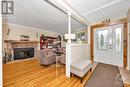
<box><xmin>116</xmin><ymin>28</ymin><xmax>121</xmax><ymax>53</ymax></box>
<box><xmin>96</xmin><ymin>30</ymin><xmax>108</xmax><ymax>50</ymax></box>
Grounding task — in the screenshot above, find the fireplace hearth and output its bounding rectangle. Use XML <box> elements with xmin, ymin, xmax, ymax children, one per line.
<box><xmin>14</xmin><ymin>48</ymin><xmax>34</xmax><ymax>60</ymax></box>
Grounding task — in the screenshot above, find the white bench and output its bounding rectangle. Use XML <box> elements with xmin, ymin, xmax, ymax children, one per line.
<box><xmin>70</xmin><ymin>59</ymin><xmax>92</xmax><ymax>83</ymax></box>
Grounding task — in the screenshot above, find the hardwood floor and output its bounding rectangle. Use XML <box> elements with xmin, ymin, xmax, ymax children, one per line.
<box><xmin>3</xmin><ymin>58</ymin><xmax>130</xmax><ymax>87</ymax></box>
<box><xmin>125</xmin><ymin>83</ymin><xmax>130</xmax><ymax>87</ymax></box>
<box><xmin>3</xmin><ymin>58</ymin><xmax>92</xmax><ymax>87</ymax></box>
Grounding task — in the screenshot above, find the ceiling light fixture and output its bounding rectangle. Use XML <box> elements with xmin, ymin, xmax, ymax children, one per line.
<box><xmin>102</xmin><ymin>19</ymin><xmax>111</xmax><ymax>23</ymax></box>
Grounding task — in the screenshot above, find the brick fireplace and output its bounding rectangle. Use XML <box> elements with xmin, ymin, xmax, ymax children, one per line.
<box><xmin>4</xmin><ymin>40</ymin><xmax>39</xmax><ymax>62</ymax></box>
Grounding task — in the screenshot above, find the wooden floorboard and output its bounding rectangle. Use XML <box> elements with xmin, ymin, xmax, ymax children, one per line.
<box><xmin>3</xmin><ymin>58</ymin><xmax>130</xmax><ymax>87</ymax></box>
<box><xmin>3</xmin><ymin>58</ymin><xmax>88</xmax><ymax>87</ymax></box>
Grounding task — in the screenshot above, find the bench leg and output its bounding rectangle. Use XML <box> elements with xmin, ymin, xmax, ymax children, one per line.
<box><xmin>90</xmin><ymin>67</ymin><xmax>92</xmax><ymax>72</ymax></box>
<box><xmin>80</xmin><ymin>78</ymin><xmax>82</xmax><ymax>83</ymax></box>
<box><xmin>70</xmin><ymin>73</ymin><xmax>72</xmax><ymax>77</ymax></box>
<box><xmin>70</xmin><ymin>73</ymin><xmax>73</xmax><ymax>77</ymax></box>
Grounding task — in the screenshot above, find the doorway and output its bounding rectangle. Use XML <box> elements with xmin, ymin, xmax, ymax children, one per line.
<box><xmin>91</xmin><ymin>19</ymin><xmax>128</xmax><ymax>68</ymax></box>
<box><xmin>94</xmin><ymin>24</ymin><xmax>123</xmax><ymax>67</ymax></box>
<box><xmin>91</xmin><ymin>19</ymin><xmax>127</xmax><ymax>67</ymax></box>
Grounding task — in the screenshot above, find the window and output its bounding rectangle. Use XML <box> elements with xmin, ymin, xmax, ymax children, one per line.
<box><xmin>116</xmin><ymin>28</ymin><xmax>121</xmax><ymax>53</ymax></box>
<box><xmin>96</xmin><ymin>30</ymin><xmax>108</xmax><ymax>50</ymax></box>
<box><xmin>76</xmin><ymin>32</ymin><xmax>86</xmax><ymax>43</ymax></box>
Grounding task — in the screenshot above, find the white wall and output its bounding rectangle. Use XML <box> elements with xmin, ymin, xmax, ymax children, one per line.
<box><xmin>2</xmin><ymin>23</ymin><xmax>60</xmax><ymax>50</ymax></box>
<box><xmin>70</xmin><ymin>44</ymin><xmax>90</xmax><ymax>63</ymax></box>
<box><xmin>3</xmin><ymin>23</ymin><xmax>59</xmax><ymax>40</ymax></box>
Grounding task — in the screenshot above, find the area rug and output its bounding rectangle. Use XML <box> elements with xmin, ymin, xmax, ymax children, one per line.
<box><xmin>84</xmin><ymin>63</ymin><xmax>124</xmax><ymax>87</ymax></box>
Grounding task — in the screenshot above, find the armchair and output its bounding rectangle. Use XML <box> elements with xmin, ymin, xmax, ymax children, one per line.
<box><xmin>35</xmin><ymin>49</ymin><xmax>56</xmax><ymax>65</ymax></box>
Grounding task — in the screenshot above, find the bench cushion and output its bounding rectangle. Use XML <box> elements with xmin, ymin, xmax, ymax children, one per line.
<box><xmin>71</xmin><ymin>59</ymin><xmax>92</xmax><ymax>77</ymax></box>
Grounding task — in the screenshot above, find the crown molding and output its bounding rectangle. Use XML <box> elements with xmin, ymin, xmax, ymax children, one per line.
<box><xmin>2</xmin><ymin>23</ymin><xmax>60</xmax><ymax>34</ymax></box>
<box><xmin>82</xmin><ymin>0</ymin><xmax>124</xmax><ymax>16</ymax></box>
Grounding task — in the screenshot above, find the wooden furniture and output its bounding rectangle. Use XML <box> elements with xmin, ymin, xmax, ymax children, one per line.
<box><xmin>40</xmin><ymin>34</ymin><xmax>61</xmax><ymax>50</ymax></box>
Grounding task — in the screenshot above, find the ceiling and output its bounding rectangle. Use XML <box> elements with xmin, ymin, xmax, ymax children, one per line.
<box><xmin>65</xmin><ymin>0</ymin><xmax>130</xmax><ymax>24</ymax></box>
<box><xmin>3</xmin><ymin>0</ymin><xmax>130</xmax><ymax>33</ymax></box>
<box><xmin>3</xmin><ymin>0</ymin><xmax>85</xmax><ymax>34</ymax></box>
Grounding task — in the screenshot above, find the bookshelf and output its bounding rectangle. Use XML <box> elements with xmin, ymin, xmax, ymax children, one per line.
<box><xmin>40</xmin><ymin>34</ymin><xmax>61</xmax><ymax>50</ymax></box>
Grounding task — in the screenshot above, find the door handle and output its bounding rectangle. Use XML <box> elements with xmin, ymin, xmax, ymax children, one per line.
<box><xmin>109</xmin><ymin>44</ymin><xmax>112</xmax><ymax>49</ymax></box>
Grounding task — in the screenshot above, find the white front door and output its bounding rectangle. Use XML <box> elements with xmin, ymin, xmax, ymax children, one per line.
<box><xmin>94</xmin><ymin>24</ymin><xmax>123</xmax><ymax>67</ymax></box>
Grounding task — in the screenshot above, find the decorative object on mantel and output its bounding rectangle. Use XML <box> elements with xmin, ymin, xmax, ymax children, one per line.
<box><xmin>36</xmin><ymin>32</ymin><xmax>40</xmax><ymax>39</ymax></box>
<box><xmin>20</xmin><ymin>35</ymin><xmax>29</xmax><ymax>41</ymax></box>
<box><xmin>7</xmin><ymin>28</ymin><xmax>10</xmax><ymax>36</ymax></box>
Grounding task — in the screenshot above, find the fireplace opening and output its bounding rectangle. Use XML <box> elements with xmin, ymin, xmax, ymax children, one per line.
<box><xmin>14</xmin><ymin>48</ymin><xmax>34</xmax><ymax>60</ymax></box>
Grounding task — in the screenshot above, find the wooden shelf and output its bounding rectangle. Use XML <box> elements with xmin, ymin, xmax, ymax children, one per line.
<box><xmin>40</xmin><ymin>34</ymin><xmax>61</xmax><ymax>50</ymax></box>
<box><xmin>4</xmin><ymin>40</ymin><xmax>39</xmax><ymax>44</ymax></box>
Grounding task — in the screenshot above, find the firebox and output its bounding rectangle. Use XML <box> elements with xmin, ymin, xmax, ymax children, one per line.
<box><xmin>14</xmin><ymin>48</ymin><xmax>34</xmax><ymax>60</ymax></box>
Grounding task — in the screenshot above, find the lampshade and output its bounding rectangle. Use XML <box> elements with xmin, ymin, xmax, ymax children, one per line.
<box><xmin>64</xmin><ymin>34</ymin><xmax>76</xmax><ymax>39</ymax></box>
<box><xmin>65</xmin><ymin>34</ymin><xmax>69</xmax><ymax>39</ymax></box>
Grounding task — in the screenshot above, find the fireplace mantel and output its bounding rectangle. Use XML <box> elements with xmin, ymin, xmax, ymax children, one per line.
<box><xmin>4</xmin><ymin>40</ymin><xmax>39</xmax><ymax>44</ymax></box>
<box><xmin>4</xmin><ymin>40</ymin><xmax>39</xmax><ymax>49</ymax></box>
